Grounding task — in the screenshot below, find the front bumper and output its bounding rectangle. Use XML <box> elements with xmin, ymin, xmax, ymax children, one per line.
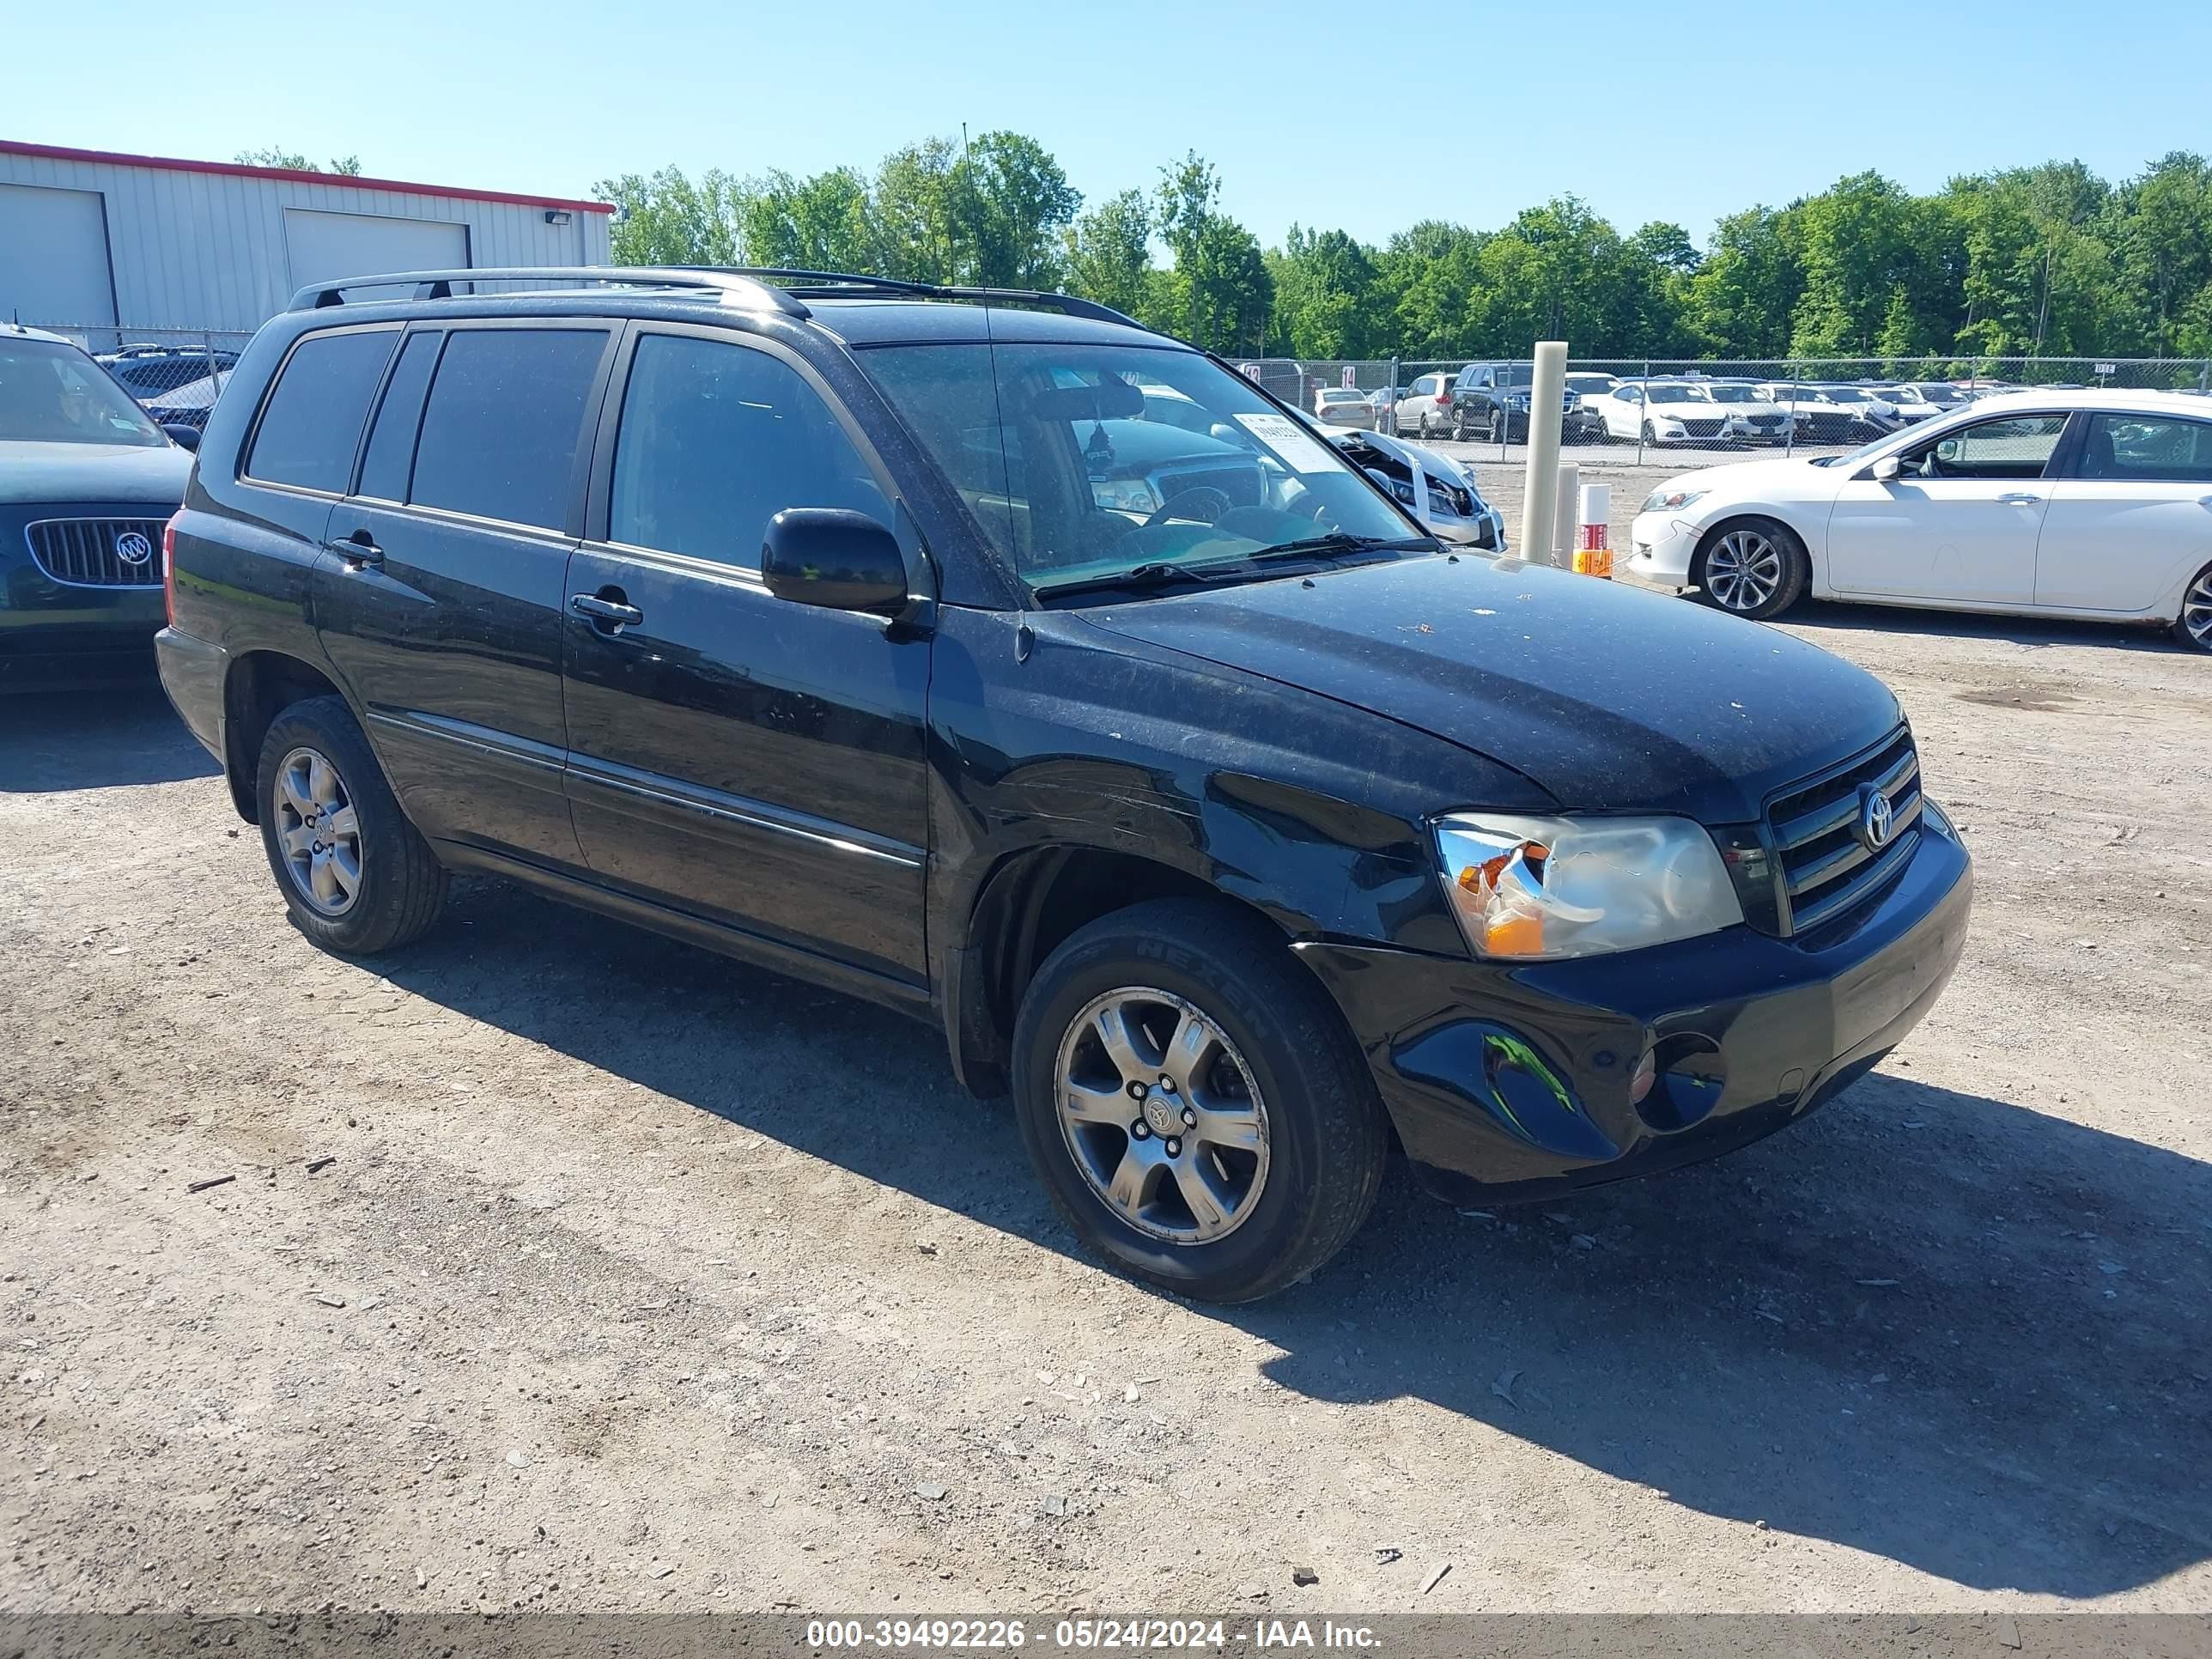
<box><xmin>0</xmin><ymin>599</ymin><xmax>166</xmax><ymax>690</ymax></box>
<box><xmin>1296</xmin><ymin>811</ymin><xmax>1972</xmax><ymax>1206</ymax></box>
<box><xmin>1626</xmin><ymin>511</ymin><xmax>1704</xmax><ymax>587</ymax></box>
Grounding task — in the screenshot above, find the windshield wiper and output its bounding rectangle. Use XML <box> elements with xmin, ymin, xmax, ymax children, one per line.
<box><xmin>1031</xmin><ymin>558</ymin><xmax>1261</xmax><ymax>601</ymax></box>
<box><xmin>1247</xmin><ymin>532</ymin><xmax>1437</xmax><ymax>563</ymax></box>
<box><xmin>1033</xmin><ymin>536</ymin><xmax>1436</xmax><ymax>603</ymax></box>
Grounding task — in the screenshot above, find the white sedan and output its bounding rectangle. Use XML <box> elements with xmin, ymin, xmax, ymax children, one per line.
<box><xmin>1626</xmin><ymin>389</ymin><xmax>2212</xmax><ymax>652</ymax></box>
<box><xmin>1586</xmin><ymin>380</ymin><xmax>1775</xmax><ymax>447</ymax></box>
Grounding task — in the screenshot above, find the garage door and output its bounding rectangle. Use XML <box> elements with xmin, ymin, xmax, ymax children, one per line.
<box><xmin>283</xmin><ymin>209</ymin><xmax>470</xmax><ymax>299</ymax></box>
<box><xmin>0</xmin><ymin>183</ymin><xmax>118</xmax><ymax>331</ymax></box>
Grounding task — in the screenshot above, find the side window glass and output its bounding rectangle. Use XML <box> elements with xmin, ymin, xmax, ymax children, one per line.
<box><xmin>245</xmin><ymin>330</ymin><xmax>398</xmax><ymax>493</ymax></box>
<box><xmin>1922</xmin><ymin>414</ymin><xmax>2069</xmax><ymax>480</ymax></box>
<box><xmin>410</xmin><ymin>329</ymin><xmax>608</xmax><ymax>531</ymax></box>
<box><xmin>2081</xmin><ymin>413</ymin><xmax>2212</xmax><ymax>483</ymax></box>
<box><xmin>610</xmin><ymin>334</ymin><xmax>890</xmax><ymax>571</ymax></box>
<box><xmin>355</xmin><ymin>331</ymin><xmax>443</xmax><ymax>502</ymax></box>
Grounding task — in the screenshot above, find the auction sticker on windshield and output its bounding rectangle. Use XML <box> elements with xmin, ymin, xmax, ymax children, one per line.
<box><xmin>1234</xmin><ymin>411</ymin><xmax>1342</xmax><ymax>474</ymax></box>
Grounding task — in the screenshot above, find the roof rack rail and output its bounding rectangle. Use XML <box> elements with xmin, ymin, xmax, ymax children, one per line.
<box><xmin>714</xmin><ymin>268</ymin><xmax>1151</xmax><ymax>331</ymax></box>
<box><xmin>288</xmin><ymin>264</ymin><xmax>1155</xmax><ymax>334</ymax></box>
<box><xmin>289</xmin><ymin>266</ymin><xmax>813</xmax><ymax>318</ymax></box>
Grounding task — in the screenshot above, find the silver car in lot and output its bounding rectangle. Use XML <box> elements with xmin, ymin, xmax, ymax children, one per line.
<box><xmin>1312</xmin><ymin>386</ymin><xmax>1376</xmax><ymax>429</ymax></box>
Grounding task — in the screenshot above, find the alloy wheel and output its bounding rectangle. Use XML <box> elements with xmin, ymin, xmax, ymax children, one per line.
<box><xmin>2185</xmin><ymin>568</ymin><xmax>2212</xmax><ymax>650</ymax></box>
<box><xmin>272</xmin><ymin>745</ymin><xmax>362</xmax><ymax>915</ymax></box>
<box><xmin>1054</xmin><ymin>987</ymin><xmax>1272</xmax><ymax>1245</ymax></box>
<box><xmin>1705</xmin><ymin>528</ymin><xmax>1786</xmax><ymax>613</ymax></box>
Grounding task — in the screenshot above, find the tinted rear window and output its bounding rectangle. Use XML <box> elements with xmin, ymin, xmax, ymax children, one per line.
<box><xmin>355</xmin><ymin>331</ymin><xmax>443</xmax><ymax>502</ymax></box>
<box><xmin>246</xmin><ymin>330</ymin><xmax>398</xmax><ymax>491</ymax></box>
<box><xmin>408</xmin><ymin>329</ymin><xmax>606</xmax><ymax>531</ymax></box>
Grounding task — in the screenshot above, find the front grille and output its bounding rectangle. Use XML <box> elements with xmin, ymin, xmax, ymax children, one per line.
<box><xmin>1765</xmin><ymin>727</ymin><xmax>1923</xmax><ymax>939</ymax></box>
<box><xmin>1747</xmin><ymin>412</ymin><xmax>1785</xmax><ymax>428</ymax></box>
<box><xmin>1680</xmin><ymin>417</ymin><xmax>1727</xmax><ymax>437</ymax></box>
<box><xmin>25</xmin><ymin>518</ymin><xmax>167</xmax><ymax>588</ymax></box>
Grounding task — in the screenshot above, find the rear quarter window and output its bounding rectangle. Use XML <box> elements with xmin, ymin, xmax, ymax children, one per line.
<box><xmin>245</xmin><ymin>329</ymin><xmax>399</xmax><ymax>493</ymax></box>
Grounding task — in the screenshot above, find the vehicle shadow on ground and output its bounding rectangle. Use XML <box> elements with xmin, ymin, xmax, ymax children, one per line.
<box><xmin>1783</xmin><ymin>599</ymin><xmax>2188</xmax><ymax>656</ymax></box>
<box><xmin>0</xmin><ymin>682</ymin><xmax>217</xmax><ymax>793</ymax></box>
<box><xmin>378</xmin><ymin>876</ymin><xmax>2210</xmax><ymax>1601</ymax></box>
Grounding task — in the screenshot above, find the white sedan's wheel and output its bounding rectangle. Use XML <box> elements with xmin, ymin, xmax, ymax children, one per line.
<box><xmin>1694</xmin><ymin>519</ymin><xmax>1808</xmax><ymax>621</ymax></box>
<box><xmin>1705</xmin><ymin>529</ymin><xmax>1785</xmax><ymax>613</ymax></box>
<box><xmin>2179</xmin><ymin>563</ymin><xmax>2212</xmax><ymax>653</ymax></box>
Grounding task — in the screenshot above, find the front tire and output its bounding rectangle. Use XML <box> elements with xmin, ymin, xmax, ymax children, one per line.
<box><xmin>256</xmin><ymin>695</ymin><xmax>447</xmax><ymax>955</ymax></box>
<box><xmin>1693</xmin><ymin>517</ymin><xmax>1809</xmax><ymax>620</ymax></box>
<box><xmin>1011</xmin><ymin>899</ymin><xmax>1389</xmax><ymax>1304</ymax></box>
<box><xmin>2177</xmin><ymin>561</ymin><xmax>2212</xmax><ymax>653</ymax></box>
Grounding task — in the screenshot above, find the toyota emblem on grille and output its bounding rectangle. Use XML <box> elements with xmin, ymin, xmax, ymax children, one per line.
<box><xmin>1858</xmin><ymin>786</ymin><xmax>1895</xmax><ymax>852</ymax></box>
<box><xmin>114</xmin><ymin>532</ymin><xmax>155</xmax><ymax>567</ymax></box>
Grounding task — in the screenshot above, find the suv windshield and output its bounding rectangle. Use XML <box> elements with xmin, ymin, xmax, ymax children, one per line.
<box><xmin>1706</xmin><ymin>385</ymin><xmax>1765</xmax><ymax>402</ymax></box>
<box><xmin>860</xmin><ymin>342</ymin><xmax>1425</xmax><ymax>596</ymax></box>
<box><xmin>0</xmin><ymin>337</ymin><xmax>169</xmax><ymax>447</ymax></box>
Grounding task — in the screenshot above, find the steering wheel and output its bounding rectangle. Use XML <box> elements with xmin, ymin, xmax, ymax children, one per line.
<box><xmin>1143</xmin><ymin>485</ymin><xmax>1235</xmax><ymax>529</ymax></box>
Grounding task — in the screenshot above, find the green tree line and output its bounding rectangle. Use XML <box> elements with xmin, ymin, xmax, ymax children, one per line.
<box><xmin>592</xmin><ymin>141</ymin><xmax>2212</xmax><ymax>364</ymax></box>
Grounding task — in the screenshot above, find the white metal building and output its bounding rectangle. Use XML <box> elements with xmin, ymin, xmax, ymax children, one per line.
<box><xmin>0</xmin><ymin>140</ymin><xmax>613</xmax><ymax>337</ymax></box>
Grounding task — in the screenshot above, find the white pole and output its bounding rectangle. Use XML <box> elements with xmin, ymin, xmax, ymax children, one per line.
<box><xmin>1518</xmin><ymin>341</ymin><xmax>1568</xmax><ymax>562</ymax></box>
<box><xmin>1552</xmin><ymin>460</ymin><xmax>1581</xmax><ymax>570</ymax></box>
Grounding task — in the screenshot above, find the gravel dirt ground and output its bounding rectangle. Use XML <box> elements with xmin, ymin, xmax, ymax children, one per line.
<box><xmin>4</xmin><ymin>573</ymin><xmax>2209</xmax><ymax>1619</ymax></box>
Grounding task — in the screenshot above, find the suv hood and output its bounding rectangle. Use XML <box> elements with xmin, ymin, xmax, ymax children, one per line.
<box><xmin>0</xmin><ymin>441</ymin><xmax>193</xmax><ymax>506</ymax></box>
<box><xmin>1079</xmin><ymin>555</ymin><xmax>1904</xmax><ymax>824</ymax></box>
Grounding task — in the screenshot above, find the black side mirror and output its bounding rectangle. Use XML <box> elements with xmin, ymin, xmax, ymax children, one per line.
<box><xmin>161</xmin><ymin>423</ymin><xmax>201</xmax><ymax>453</ymax></box>
<box><xmin>762</xmin><ymin>508</ymin><xmax>908</xmax><ymax>616</ymax></box>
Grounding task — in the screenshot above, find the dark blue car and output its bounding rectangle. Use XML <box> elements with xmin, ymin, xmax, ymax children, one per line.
<box><xmin>2</xmin><ymin>325</ymin><xmax>196</xmax><ymax>690</ymax></box>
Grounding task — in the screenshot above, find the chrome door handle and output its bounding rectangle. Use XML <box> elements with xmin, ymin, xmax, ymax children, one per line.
<box><xmin>1995</xmin><ymin>492</ymin><xmax>2041</xmax><ymax>505</ymax></box>
<box><xmin>326</xmin><ymin>532</ymin><xmax>382</xmax><ymax>567</ymax></box>
<box><xmin>570</xmin><ymin>592</ymin><xmax>643</xmax><ymax>628</ymax></box>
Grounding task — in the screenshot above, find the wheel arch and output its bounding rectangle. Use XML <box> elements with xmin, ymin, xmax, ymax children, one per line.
<box><xmin>944</xmin><ymin>844</ymin><xmax>1325</xmax><ymax>1101</ymax></box>
<box><xmin>221</xmin><ymin>650</ymin><xmax>347</xmax><ymax>823</ymax></box>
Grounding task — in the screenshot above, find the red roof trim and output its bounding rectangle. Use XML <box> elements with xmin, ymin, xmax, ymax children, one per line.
<box><xmin>0</xmin><ymin>138</ymin><xmax>615</xmax><ymax>215</ymax></box>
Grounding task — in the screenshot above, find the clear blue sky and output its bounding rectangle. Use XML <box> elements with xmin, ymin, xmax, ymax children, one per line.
<box><xmin>8</xmin><ymin>1</ymin><xmax>2208</xmax><ymax>247</ymax></box>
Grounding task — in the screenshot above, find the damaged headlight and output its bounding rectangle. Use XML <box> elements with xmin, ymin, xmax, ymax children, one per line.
<box><xmin>1435</xmin><ymin>814</ymin><xmax>1744</xmax><ymax>960</ymax></box>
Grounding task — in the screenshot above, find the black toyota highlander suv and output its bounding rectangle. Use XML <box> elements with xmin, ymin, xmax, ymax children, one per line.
<box><xmin>156</xmin><ymin>266</ymin><xmax>1972</xmax><ymax>1304</ymax></box>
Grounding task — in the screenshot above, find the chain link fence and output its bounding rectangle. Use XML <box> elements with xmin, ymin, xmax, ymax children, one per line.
<box><xmin>42</xmin><ymin>325</ymin><xmax>2212</xmax><ymax>460</ymax></box>
<box><xmin>27</xmin><ymin>324</ymin><xmax>256</xmax><ymax>431</ymax></box>
<box><xmin>1235</xmin><ymin>355</ymin><xmax>2212</xmax><ymax>472</ymax></box>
